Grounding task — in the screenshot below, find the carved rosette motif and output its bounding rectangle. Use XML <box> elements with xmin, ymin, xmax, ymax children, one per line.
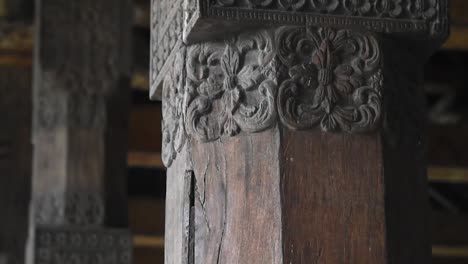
<box><xmin>162</xmin><ymin>48</ymin><xmax>188</xmax><ymax>167</ymax></box>
<box><xmin>185</xmin><ymin>31</ymin><xmax>278</xmax><ymax>142</ymax></box>
<box><xmin>276</xmin><ymin>26</ymin><xmax>382</xmax><ymax>132</ymax></box>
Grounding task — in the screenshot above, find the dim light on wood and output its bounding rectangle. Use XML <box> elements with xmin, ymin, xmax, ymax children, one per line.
<box><xmin>131</xmin><ymin>72</ymin><xmax>149</xmax><ymax>91</ymax></box>
<box><xmin>133</xmin><ymin>235</ymin><xmax>164</xmax><ymax>248</ymax></box>
<box><xmin>428</xmin><ymin>167</ymin><xmax>468</xmax><ymax>184</ymax></box>
<box><xmin>432</xmin><ymin>245</ymin><xmax>468</xmax><ymax>258</ymax></box>
<box><xmin>442</xmin><ymin>27</ymin><xmax>468</xmax><ymax>51</ymax></box>
<box><xmin>127</xmin><ymin>151</ymin><xmax>163</xmax><ymax>169</ymax></box>
<box><xmin>0</xmin><ymin>26</ymin><xmax>33</xmax><ymax>53</ymax></box>
<box><xmin>0</xmin><ymin>0</ymin><xmax>6</xmax><ymax>17</ymax></box>
<box><xmin>0</xmin><ymin>54</ymin><xmax>32</xmax><ymax>67</ymax></box>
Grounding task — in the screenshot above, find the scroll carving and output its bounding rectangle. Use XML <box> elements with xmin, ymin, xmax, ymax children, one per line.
<box><xmin>276</xmin><ymin>26</ymin><xmax>382</xmax><ymax>132</ymax></box>
<box><xmin>185</xmin><ymin>30</ymin><xmax>277</xmax><ymax>142</ymax></box>
<box><xmin>161</xmin><ymin>48</ymin><xmax>188</xmax><ymax>167</ymax></box>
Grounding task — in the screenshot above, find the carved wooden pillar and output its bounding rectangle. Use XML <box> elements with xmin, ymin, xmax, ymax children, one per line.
<box><xmin>152</xmin><ymin>1</ymin><xmax>449</xmax><ymax>263</ymax></box>
<box><xmin>0</xmin><ymin>66</ymin><xmax>32</xmax><ymax>264</ymax></box>
<box><xmin>26</xmin><ymin>0</ymin><xmax>133</xmax><ymax>263</ymax></box>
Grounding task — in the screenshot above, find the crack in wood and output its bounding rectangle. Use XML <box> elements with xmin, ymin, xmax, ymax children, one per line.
<box><xmin>188</xmin><ymin>170</ymin><xmax>195</xmax><ymax>264</ymax></box>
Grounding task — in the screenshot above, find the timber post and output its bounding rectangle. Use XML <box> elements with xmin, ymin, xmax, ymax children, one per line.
<box><xmin>0</xmin><ymin>65</ymin><xmax>32</xmax><ymax>264</ymax></box>
<box><xmin>26</xmin><ymin>0</ymin><xmax>133</xmax><ymax>263</ymax></box>
<box><xmin>152</xmin><ymin>0</ymin><xmax>449</xmax><ymax>263</ymax></box>
<box><xmin>0</xmin><ymin>2</ymin><xmax>34</xmax><ymax>262</ymax></box>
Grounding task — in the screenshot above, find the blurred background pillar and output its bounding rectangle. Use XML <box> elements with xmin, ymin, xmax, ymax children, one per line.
<box><xmin>0</xmin><ymin>0</ymin><xmax>33</xmax><ymax>262</ymax></box>
<box><xmin>26</xmin><ymin>0</ymin><xmax>134</xmax><ymax>263</ymax></box>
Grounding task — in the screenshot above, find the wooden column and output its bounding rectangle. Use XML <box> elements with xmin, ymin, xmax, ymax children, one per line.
<box><xmin>152</xmin><ymin>1</ymin><xmax>449</xmax><ymax>263</ymax></box>
<box><xmin>0</xmin><ymin>1</ymin><xmax>34</xmax><ymax>262</ymax></box>
<box><xmin>0</xmin><ymin>66</ymin><xmax>32</xmax><ymax>264</ymax></box>
<box><xmin>26</xmin><ymin>0</ymin><xmax>133</xmax><ymax>263</ymax></box>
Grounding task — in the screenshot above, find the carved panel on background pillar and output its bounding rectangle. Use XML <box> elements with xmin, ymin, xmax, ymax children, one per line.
<box><xmin>40</xmin><ymin>0</ymin><xmax>120</xmax><ymax>96</ymax></box>
<box><xmin>35</xmin><ymin>227</ymin><xmax>132</xmax><ymax>264</ymax></box>
<box><xmin>34</xmin><ymin>192</ymin><xmax>105</xmax><ymax>227</ymax></box>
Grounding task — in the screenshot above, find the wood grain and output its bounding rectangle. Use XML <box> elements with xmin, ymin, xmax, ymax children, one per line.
<box><xmin>190</xmin><ymin>130</ymin><xmax>283</xmax><ymax>264</ymax></box>
<box><xmin>281</xmin><ymin>131</ymin><xmax>386</xmax><ymax>263</ymax></box>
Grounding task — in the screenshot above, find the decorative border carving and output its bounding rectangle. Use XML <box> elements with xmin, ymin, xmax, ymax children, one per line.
<box><xmin>34</xmin><ymin>192</ymin><xmax>105</xmax><ymax>227</ymax></box>
<box><xmin>35</xmin><ymin>227</ymin><xmax>132</xmax><ymax>264</ymax></box>
<box><xmin>276</xmin><ymin>26</ymin><xmax>382</xmax><ymax>132</ymax></box>
<box><xmin>204</xmin><ymin>0</ymin><xmax>446</xmax><ymax>36</ymax></box>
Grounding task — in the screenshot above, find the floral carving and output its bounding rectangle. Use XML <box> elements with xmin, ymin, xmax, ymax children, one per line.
<box><xmin>343</xmin><ymin>0</ymin><xmax>372</xmax><ymax>15</ymax></box>
<box><xmin>374</xmin><ymin>0</ymin><xmax>403</xmax><ymax>17</ymax></box>
<box><xmin>276</xmin><ymin>26</ymin><xmax>382</xmax><ymax>132</ymax></box>
<box><xmin>406</xmin><ymin>0</ymin><xmax>437</xmax><ymax>19</ymax></box>
<box><xmin>185</xmin><ymin>31</ymin><xmax>277</xmax><ymax>142</ymax></box>
<box><xmin>162</xmin><ymin>48</ymin><xmax>188</xmax><ymax>167</ymax></box>
<box><xmin>215</xmin><ymin>0</ymin><xmax>273</xmax><ymax>7</ymax></box>
<box><xmin>279</xmin><ymin>0</ymin><xmax>306</xmax><ymax>10</ymax></box>
<box><xmin>247</xmin><ymin>0</ymin><xmax>274</xmax><ymax>7</ymax></box>
<box><xmin>310</xmin><ymin>0</ymin><xmax>340</xmax><ymax>12</ymax></box>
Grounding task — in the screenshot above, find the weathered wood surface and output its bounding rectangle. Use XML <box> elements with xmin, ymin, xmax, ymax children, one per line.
<box><xmin>164</xmin><ymin>150</ymin><xmax>191</xmax><ymax>264</ymax></box>
<box><xmin>190</xmin><ymin>131</ymin><xmax>283</xmax><ymax>264</ymax></box>
<box><xmin>281</xmin><ymin>132</ymin><xmax>386</xmax><ymax>263</ymax></box>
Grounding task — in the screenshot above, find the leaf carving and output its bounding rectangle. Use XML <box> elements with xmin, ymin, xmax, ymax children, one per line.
<box><xmin>185</xmin><ymin>30</ymin><xmax>278</xmax><ymax>142</ymax></box>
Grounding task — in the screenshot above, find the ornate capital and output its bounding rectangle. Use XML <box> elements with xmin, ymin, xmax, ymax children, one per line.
<box><xmin>153</xmin><ymin>0</ymin><xmax>448</xmax><ymax>168</ymax></box>
<box><xmin>160</xmin><ymin>26</ymin><xmax>385</xmax><ymax>167</ymax></box>
<box><xmin>151</xmin><ymin>0</ymin><xmax>448</xmax><ymax>97</ymax></box>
